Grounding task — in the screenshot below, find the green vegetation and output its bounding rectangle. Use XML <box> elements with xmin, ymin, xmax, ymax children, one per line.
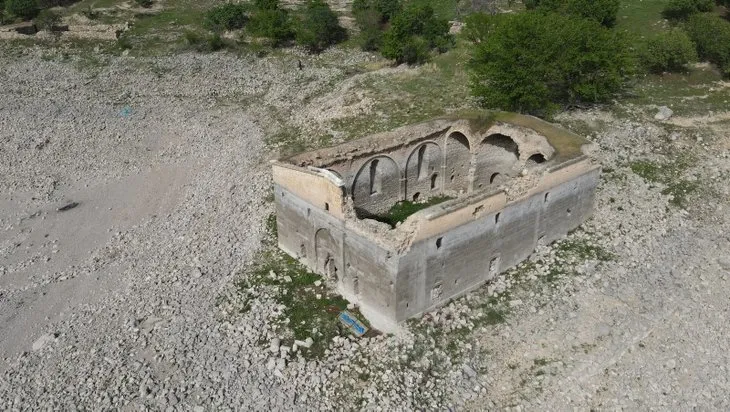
<box><xmin>34</xmin><ymin>8</ymin><xmax>60</xmax><ymax>31</ymax></box>
<box><xmin>183</xmin><ymin>30</ymin><xmax>228</xmax><ymax>52</ymax></box>
<box><xmin>684</xmin><ymin>13</ymin><xmax>730</xmax><ymax>77</ymax></box>
<box><xmin>352</xmin><ymin>0</ymin><xmax>400</xmax><ymax>51</ymax></box>
<box><xmin>630</xmin><ymin>155</ymin><xmax>701</xmax><ymax>207</ymax></box>
<box><xmin>555</xmin><ymin>238</ymin><xmax>616</xmax><ymax>262</ymax></box>
<box><xmin>247</xmin><ymin>0</ymin><xmax>294</xmax><ymax>46</ymax></box>
<box><xmin>295</xmin><ymin>0</ymin><xmax>347</xmax><ymax>53</ymax></box>
<box><xmin>363</xmin><ymin>196</ymin><xmax>453</xmax><ymax>227</ymax></box>
<box><xmin>525</xmin><ymin>0</ymin><xmax>621</xmax><ymax>27</ymax></box>
<box><xmin>468</xmin><ymin>11</ymin><xmax>634</xmax><ymax>116</ymax></box>
<box><xmin>331</xmin><ymin>43</ymin><xmax>470</xmax><ymax>140</ymax></box>
<box><xmin>352</xmin><ymin>0</ymin><xmax>453</xmax><ymax>64</ymax></box>
<box><xmin>233</xmin><ymin>215</ymin><xmax>369</xmax><ymax>359</ymax></box>
<box><xmin>5</xmin><ymin>0</ymin><xmax>38</xmax><ymax>20</ymax></box>
<box><xmin>204</xmin><ymin>3</ymin><xmax>248</xmax><ymax>32</ymax></box>
<box><xmin>641</xmin><ymin>29</ymin><xmax>698</xmax><ymax>73</ymax></box>
<box><xmin>661</xmin><ymin>0</ymin><xmax>714</xmax><ymax>21</ymax></box>
<box><xmin>381</xmin><ymin>3</ymin><xmax>453</xmax><ymax>64</ymax></box>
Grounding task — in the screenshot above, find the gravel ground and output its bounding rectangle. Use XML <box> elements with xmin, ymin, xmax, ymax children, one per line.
<box><xmin>0</xmin><ymin>48</ymin><xmax>729</xmax><ymax>410</ymax></box>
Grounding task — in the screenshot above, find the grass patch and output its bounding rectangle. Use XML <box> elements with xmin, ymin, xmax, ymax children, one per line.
<box><xmin>615</xmin><ymin>0</ymin><xmax>670</xmax><ymax>40</ymax></box>
<box><xmin>625</xmin><ymin>66</ymin><xmax>728</xmax><ymax>117</ymax></box>
<box><xmin>555</xmin><ymin>238</ymin><xmax>616</xmax><ymax>262</ymax></box>
<box><xmin>264</xmin><ymin>125</ymin><xmax>334</xmax><ymax>157</ymax></box>
<box><xmin>331</xmin><ymin>41</ymin><xmax>472</xmax><ymax>140</ymax></box>
<box><xmin>630</xmin><ymin>154</ymin><xmax>700</xmax><ymax>207</ymax></box>
<box><xmin>361</xmin><ymin>196</ymin><xmax>453</xmax><ymax>228</ymax></box>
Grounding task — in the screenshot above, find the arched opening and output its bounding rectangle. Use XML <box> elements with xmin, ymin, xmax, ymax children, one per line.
<box><xmin>483</xmin><ymin>134</ymin><xmax>520</xmax><ymax>158</ymax></box>
<box><xmin>430</xmin><ymin>174</ymin><xmax>438</xmax><ymax>190</ymax></box>
<box><xmin>369</xmin><ymin>159</ymin><xmax>380</xmax><ymax>195</ymax></box>
<box><xmin>417</xmin><ymin>145</ymin><xmax>427</xmax><ymax>180</ymax></box>
<box><xmin>324</xmin><ymin>255</ymin><xmax>338</xmax><ymax>282</ymax></box>
<box><xmin>405</xmin><ymin>142</ymin><xmax>443</xmax><ymax>202</ymax></box>
<box><xmin>445</xmin><ymin>132</ymin><xmax>471</xmax><ymax>192</ymax></box>
<box><xmin>413</xmin><ymin>192</ymin><xmax>421</xmax><ymax>201</ymax></box>
<box><xmin>526</xmin><ymin>153</ymin><xmax>547</xmax><ymax>166</ymax></box>
<box><xmin>352</xmin><ymin>156</ymin><xmax>400</xmax><ymax>216</ymax></box>
<box><xmin>315</xmin><ymin>228</ymin><xmax>340</xmax><ymax>283</ymax></box>
<box><xmin>473</xmin><ymin>133</ymin><xmax>520</xmax><ymax>190</ymax></box>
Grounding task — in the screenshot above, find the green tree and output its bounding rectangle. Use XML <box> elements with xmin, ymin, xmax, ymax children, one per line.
<box><xmin>684</xmin><ymin>13</ymin><xmax>730</xmax><ymax>76</ymax></box>
<box><xmin>248</xmin><ymin>0</ymin><xmax>294</xmax><ymax>46</ymax></box>
<box><xmin>662</xmin><ymin>0</ymin><xmax>714</xmax><ymax>21</ymax></box>
<box><xmin>295</xmin><ymin>0</ymin><xmax>347</xmax><ymax>52</ymax></box>
<box><xmin>381</xmin><ymin>3</ymin><xmax>453</xmax><ymax>64</ymax></box>
<box><xmin>352</xmin><ymin>0</ymin><xmax>401</xmax><ymax>23</ymax></box>
<box><xmin>525</xmin><ymin>0</ymin><xmax>621</xmax><ymax>27</ymax></box>
<box><xmin>468</xmin><ymin>12</ymin><xmax>634</xmax><ymax>116</ymax></box>
<box><xmin>5</xmin><ymin>0</ymin><xmax>39</xmax><ymax>20</ymax></box>
<box><xmin>254</xmin><ymin>0</ymin><xmax>282</xmax><ymax>10</ymax></box>
<box><xmin>641</xmin><ymin>29</ymin><xmax>698</xmax><ymax>73</ymax></box>
<box><xmin>352</xmin><ymin>0</ymin><xmax>402</xmax><ymax>51</ymax></box>
<box><xmin>205</xmin><ymin>3</ymin><xmax>249</xmax><ymax>32</ymax></box>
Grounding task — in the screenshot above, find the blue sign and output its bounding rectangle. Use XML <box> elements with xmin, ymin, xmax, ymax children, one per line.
<box><xmin>338</xmin><ymin>310</ymin><xmax>368</xmax><ymax>337</ymax></box>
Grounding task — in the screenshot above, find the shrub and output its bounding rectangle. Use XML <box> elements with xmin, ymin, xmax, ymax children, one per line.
<box><xmin>35</xmin><ymin>9</ymin><xmax>60</xmax><ymax>31</ymax></box>
<box><xmin>205</xmin><ymin>3</ymin><xmax>248</xmax><ymax>32</ymax></box>
<box><xmin>295</xmin><ymin>0</ymin><xmax>346</xmax><ymax>53</ymax></box>
<box><xmin>253</xmin><ymin>0</ymin><xmax>281</xmax><ymax>10</ymax></box>
<box><xmin>5</xmin><ymin>0</ymin><xmax>39</xmax><ymax>20</ymax></box>
<box><xmin>356</xmin><ymin>10</ymin><xmax>384</xmax><ymax>51</ymax></box>
<box><xmin>463</xmin><ymin>11</ymin><xmax>498</xmax><ymax>43</ymax></box>
<box><xmin>207</xmin><ymin>33</ymin><xmax>225</xmax><ymax>51</ymax></box>
<box><xmin>37</xmin><ymin>0</ymin><xmax>81</xmax><ymax>7</ymax></box>
<box><xmin>380</xmin><ymin>3</ymin><xmax>453</xmax><ymax>64</ymax></box>
<box><xmin>134</xmin><ymin>0</ymin><xmax>153</xmax><ymax>7</ymax></box>
<box><xmin>662</xmin><ymin>0</ymin><xmax>714</xmax><ymax>20</ymax></box>
<box><xmin>352</xmin><ymin>0</ymin><xmax>401</xmax><ymax>23</ymax></box>
<box><xmin>526</xmin><ymin>0</ymin><xmax>621</xmax><ymax>27</ymax></box>
<box><xmin>352</xmin><ymin>0</ymin><xmax>402</xmax><ymax>51</ymax></box>
<box><xmin>468</xmin><ymin>12</ymin><xmax>634</xmax><ymax>116</ymax></box>
<box><xmin>684</xmin><ymin>13</ymin><xmax>730</xmax><ymax>76</ymax></box>
<box><xmin>642</xmin><ymin>29</ymin><xmax>697</xmax><ymax>73</ymax></box>
<box><xmin>183</xmin><ymin>30</ymin><xmax>227</xmax><ymax>52</ymax></box>
<box><xmin>248</xmin><ymin>7</ymin><xmax>293</xmax><ymax>46</ymax></box>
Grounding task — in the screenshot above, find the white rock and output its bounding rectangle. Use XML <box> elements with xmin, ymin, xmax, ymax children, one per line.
<box><xmin>31</xmin><ymin>333</ymin><xmax>54</xmax><ymax>351</ymax></box>
<box><xmin>654</xmin><ymin>106</ymin><xmax>673</xmax><ymax>121</ymax></box>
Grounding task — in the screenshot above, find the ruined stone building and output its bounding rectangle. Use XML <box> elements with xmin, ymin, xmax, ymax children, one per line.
<box><xmin>272</xmin><ymin>113</ymin><xmax>600</xmax><ymax>331</ymax></box>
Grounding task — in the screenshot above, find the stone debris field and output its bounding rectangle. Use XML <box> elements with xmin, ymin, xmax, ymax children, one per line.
<box><xmin>0</xmin><ymin>46</ymin><xmax>729</xmax><ymax>411</ymax></box>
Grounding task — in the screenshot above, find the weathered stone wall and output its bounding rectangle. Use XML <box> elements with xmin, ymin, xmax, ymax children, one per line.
<box><xmin>395</xmin><ymin>163</ymin><xmax>600</xmax><ymax>320</ymax></box>
<box><xmin>274</xmin><ymin>183</ymin><xmax>398</xmax><ymax>328</ymax></box>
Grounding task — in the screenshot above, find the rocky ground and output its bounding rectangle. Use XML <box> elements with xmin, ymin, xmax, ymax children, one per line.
<box><xmin>0</xmin><ymin>45</ymin><xmax>729</xmax><ymax>410</ymax></box>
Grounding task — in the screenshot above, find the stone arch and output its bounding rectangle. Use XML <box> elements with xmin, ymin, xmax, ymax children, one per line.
<box><xmin>483</xmin><ymin>134</ymin><xmax>520</xmax><ymax>158</ymax></box>
<box><xmin>351</xmin><ymin>155</ymin><xmax>400</xmax><ymax>216</ymax></box>
<box><xmin>315</xmin><ymin>228</ymin><xmax>340</xmax><ymax>283</ymax></box>
<box><xmin>444</xmin><ymin>132</ymin><xmax>471</xmax><ymax>193</ymax></box>
<box><xmin>405</xmin><ymin>142</ymin><xmax>443</xmax><ymax>201</ymax></box>
<box><xmin>473</xmin><ymin>133</ymin><xmax>521</xmax><ymax>190</ymax></box>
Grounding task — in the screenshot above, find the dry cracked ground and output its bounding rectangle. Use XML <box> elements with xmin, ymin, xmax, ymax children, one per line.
<box><xmin>0</xmin><ymin>46</ymin><xmax>729</xmax><ymax>410</ymax></box>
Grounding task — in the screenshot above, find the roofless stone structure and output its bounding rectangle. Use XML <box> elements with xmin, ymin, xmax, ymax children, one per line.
<box><xmin>272</xmin><ymin>112</ymin><xmax>600</xmax><ymax>331</ymax></box>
